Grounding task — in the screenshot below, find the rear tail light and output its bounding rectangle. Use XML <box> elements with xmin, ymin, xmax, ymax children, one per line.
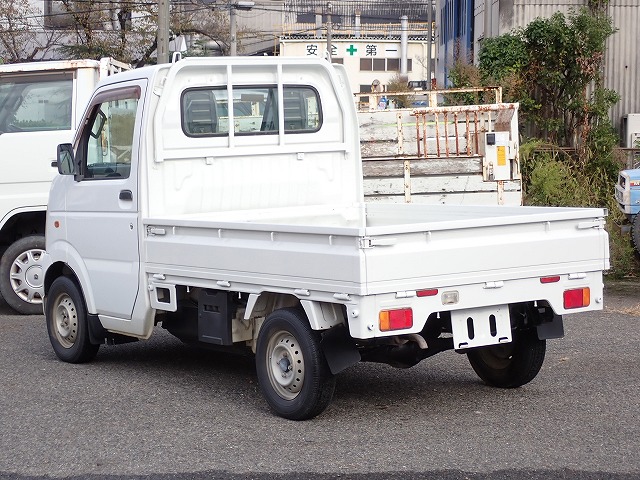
<box><xmin>379</xmin><ymin>308</ymin><xmax>413</xmax><ymax>331</ymax></box>
<box><xmin>417</xmin><ymin>288</ymin><xmax>438</xmax><ymax>297</ymax></box>
<box><xmin>540</xmin><ymin>276</ymin><xmax>560</xmax><ymax>284</ymax></box>
<box><xmin>564</xmin><ymin>288</ymin><xmax>590</xmax><ymax>309</ymax></box>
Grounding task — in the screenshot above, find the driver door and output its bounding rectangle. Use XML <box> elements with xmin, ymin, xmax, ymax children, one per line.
<box><xmin>63</xmin><ymin>81</ymin><xmax>146</xmax><ymax>319</ymax></box>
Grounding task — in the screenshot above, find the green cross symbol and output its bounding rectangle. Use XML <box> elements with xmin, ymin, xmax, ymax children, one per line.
<box><xmin>346</xmin><ymin>44</ymin><xmax>358</xmax><ymax>56</ymax></box>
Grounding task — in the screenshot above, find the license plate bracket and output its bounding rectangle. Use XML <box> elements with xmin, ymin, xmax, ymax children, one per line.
<box><xmin>450</xmin><ymin>305</ymin><xmax>512</xmax><ymax>350</ymax></box>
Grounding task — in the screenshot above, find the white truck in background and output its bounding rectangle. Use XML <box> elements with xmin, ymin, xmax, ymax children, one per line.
<box><xmin>0</xmin><ymin>58</ymin><xmax>129</xmax><ymax>314</ymax></box>
<box><xmin>43</xmin><ymin>57</ymin><xmax>609</xmax><ymax>420</ymax></box>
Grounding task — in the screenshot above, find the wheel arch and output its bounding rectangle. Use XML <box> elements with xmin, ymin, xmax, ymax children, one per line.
<box><xmin>299</xmin><ymin>300</ymin><xmax>347</xmax><ymax>331</ymax></box>
<box><xmin>244</xmin><ymin>292</ymin><xmax>347</xmax><ymax>331</ymax></box>
<box><xmin>0</xmin><ymin>209</ymin><xmax>46</xmax><ymax>245</ymax></box>
<box><xmin>43</xmin><ymin>247</ymin><xmax>97</xmax><ymax>315</ymax></box>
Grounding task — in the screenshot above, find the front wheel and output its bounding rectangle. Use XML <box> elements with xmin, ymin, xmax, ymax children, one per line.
<box><xmin>255</xmin><ymin>308</ymin><xmax>336</xmax><ymax>420</ymax></box>
<box><xmin>467</xmin><ymin>331</ymin><xmax>546</xmax><ymax>388</ymax></box>
<box><xmin>46</xmin><ymin>276</ymin><xmax>99</xmax><ymax>363</ymax></box>
<box><xmin>0</xmin><ymin>235</ymin><xmax>46</xmax><ymax>314</ymax></box>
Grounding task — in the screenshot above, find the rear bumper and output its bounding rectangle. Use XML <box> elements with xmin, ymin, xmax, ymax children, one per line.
<box><xmin>345</xmin><ymin>270</ymin><xmax>604</xmax><ymax>340</ymax></box>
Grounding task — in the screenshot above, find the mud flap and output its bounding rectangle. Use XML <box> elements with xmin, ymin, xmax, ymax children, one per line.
<box><xmin>88</xmin><ymin>314</ymin><xmax>138</xmax><ymax>345</ymax></box>
<box><xmin>536</xmin><ymin>313</ymin><xmax>565</xmax><ymax>340</ymax></box>
<box><xmin>320</xmin><ymin>325</ymin><xmax>361</xmax><ymax>374</ymax></box>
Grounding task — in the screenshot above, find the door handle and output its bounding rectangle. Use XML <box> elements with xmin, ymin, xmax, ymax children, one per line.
<box><xmin>119</xmin><ymin>190</ymin><xmax>133</xmax><ymax>201</ymax></box>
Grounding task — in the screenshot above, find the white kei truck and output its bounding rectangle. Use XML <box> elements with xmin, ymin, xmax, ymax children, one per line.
<box><xmin>43</xmin><ymin>57</ymin><xmax>609</xmax><ymax>420</ymax></box>
<box><xmin>0</xmin><ymin>58</ymin><xmax>129</xmax><ymax>314</ymax></box>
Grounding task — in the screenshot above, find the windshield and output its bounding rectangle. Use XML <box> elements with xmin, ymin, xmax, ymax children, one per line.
<box><xmin>0</xmin><ymin>72</ymin><xmax>73</xmax><ymax>134</ymax></box>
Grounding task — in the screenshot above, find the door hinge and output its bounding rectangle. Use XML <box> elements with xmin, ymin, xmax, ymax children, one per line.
<box><xmin>147</xmin><ymin>226</ymin><xmax>166</xmax><ymax>236</ymax></box>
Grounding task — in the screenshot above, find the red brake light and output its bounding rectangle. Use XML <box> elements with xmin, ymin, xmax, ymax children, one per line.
<box><xmin>540</xmin><ymin>276</ymin><xmax>560</xmax><ymax>284</ymax></box>
<box><xmin>379</xmin><ymin>308</ymin><xmax>413</xmax><ymax>331</ymax></box>
<box><xmin>564</xmin><ymin>288</ymin><xmax>590</xmax><ymax>309</ymax></box>
<box><xmin>417</xmin><ymin>288</ymin><xmax>438</xmax><ymax>297</ymax></box>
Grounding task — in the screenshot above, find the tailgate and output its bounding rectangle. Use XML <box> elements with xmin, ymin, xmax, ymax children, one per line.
<box><xmin>360</xmin><ymin>204</ymin><xmax>609</xmax><ymax>294</ymax></box>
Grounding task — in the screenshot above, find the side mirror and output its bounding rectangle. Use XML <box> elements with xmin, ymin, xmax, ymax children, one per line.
<box><xmin>57</xmin><ymin>143</ymin><xmax>75</xmax><ymax>175</ymax></box>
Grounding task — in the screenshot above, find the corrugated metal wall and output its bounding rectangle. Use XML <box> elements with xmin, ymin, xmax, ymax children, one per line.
<box><xmin>605</xmin><ymin>1</ymin><xmax>640</xmax><ymax>133</ymax></box>
<box><xmin>496</xmin><ymin>0</ymin><xmax>640</xmax><ymax>132</ymax></box>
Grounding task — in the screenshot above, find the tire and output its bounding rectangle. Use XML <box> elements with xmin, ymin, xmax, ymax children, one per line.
<box><xmin>0</xmin><ymin>235</ymin><xmax>46</xmax><ymax>315</ymax></box>
<box><xmin>631</xmin><ymin>214</ymin><xmax>640</xmax><ymax>257</ymax></box>
<box><xmin>467</xmin><ymin>331</ymin><xmax>546</xmax><ymax>388</ymax></box>
<box><xmin>45</xmin><ymin>276</ymin><xmax>99</xmax><ymax>363</ymax></box>
<box><xmin>255</xmin><ymin>308</ymin><xmax>336</xmax><ymax>420</ymax></box>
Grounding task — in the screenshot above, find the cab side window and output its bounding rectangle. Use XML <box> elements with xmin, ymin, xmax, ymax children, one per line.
<box><xmin>83</xmin><ymin>96</ymin><xmax>138</xmax><ymax>179</ymax></box>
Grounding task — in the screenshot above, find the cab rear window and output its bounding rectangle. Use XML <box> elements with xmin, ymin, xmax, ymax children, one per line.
<box><xmin>181</xmin><ymin>85</ymin><xmax>321</xmax><ymax>137</ymax></box>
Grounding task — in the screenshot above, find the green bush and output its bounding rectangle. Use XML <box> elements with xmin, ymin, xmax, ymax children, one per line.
<box><xmin>520</xmin><ymin>141</ymin><xmax>640</xmax><ymax>278</ymax></box>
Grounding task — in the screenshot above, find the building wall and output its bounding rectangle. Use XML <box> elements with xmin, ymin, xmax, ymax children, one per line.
<box><xmin>471</xmin><ymin>0</ymin><xmax>640</xmax><ymax>132</ymax></box>
<box><xmin>280</xmin><ymin>39</ymin><xmax>430</xmax><ymax>95</ymax></box>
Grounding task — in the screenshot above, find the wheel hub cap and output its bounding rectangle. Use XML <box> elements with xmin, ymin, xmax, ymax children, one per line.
<box><xmin>9</xmin><ymin>248</ymin><xmax>45</xmax><ymax>305</ymax></box>
<box><xmin>54</xmin><ymin>295</ymin><xmax>78</xmax><ymax>349</ymax></box>
<box><xmin>278</xmin><ymin>355</ymin><xmax>292</xmax><ymax>374</ymax></box>
<box><xmin>267</xmin><ymin>332</ymin><xmax>305</xmax><ymax>400</ymax></box>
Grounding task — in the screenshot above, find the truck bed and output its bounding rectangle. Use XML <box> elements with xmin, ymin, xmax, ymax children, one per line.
<box><xmin>143</xmin><ymin>202</ymin><xmax>609</xmax><ymax>296</ymax></box>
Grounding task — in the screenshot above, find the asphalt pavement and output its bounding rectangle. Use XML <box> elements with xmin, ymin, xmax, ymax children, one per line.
<box><xmin>0</xmin><ymin>280</ymin><xmax>639</xmax><ymax>480</ymax></box>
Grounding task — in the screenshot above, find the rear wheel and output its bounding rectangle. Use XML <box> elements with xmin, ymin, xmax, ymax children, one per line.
<box><xmin>0</xmin><ymin>235</ymin><xmax>46</xmax><ymax>315</ymax></box>
<box><xmin>46</xmin><ymin>276</ymin><xmax>99</xmax><ymax>363</ymax></box>
<box><xmin>467</xmin><ymin>331</ymin><xmax>546</xmax><ymax>388</ymax></box>
<box><xmin>256</xmin><ymin>308</ymin><xmax>336</xmax><ymax>420</ymax></box>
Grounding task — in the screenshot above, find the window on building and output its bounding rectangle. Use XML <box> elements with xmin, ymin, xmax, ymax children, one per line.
<box><xmin>44</xmin><ymin>0</ymin><xmax>131</xmax><ymax>29</ymax></box>
<box><xmin>359</xmin><ymin>57</ymin><xmax>410</xmax><ymax>72</ymax></box>
<box><xmin>387</xmin><ymin>58</ymin><xmax>400</xmax><ymax>71</ymax></box>
<box><xmin>373</xmin><ymin>59</ymin><xmax>385</xmax><ymax>71</ymax></box>
<box><xmin>360</xmin><ymin>58</ymin><xmax>373</xmax><ymax>71</ymax></box>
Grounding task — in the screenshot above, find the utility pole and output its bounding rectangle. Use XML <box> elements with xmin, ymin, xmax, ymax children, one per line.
<box><xmin>427</xmin><ymin>0</ymin><xmax>433</xmax><ymax>89</ymax></box>
<box><xmin>229</xmin><ymin>1</ymin><xmax>254</xmax><ymax>56</ymax></box>
<box><xmin>157</xmin><ymin>0</ymin><xmax>170</xmax><ymax>64</ymax></box>
<box><xmin>230</xmin><ymin>6</ymin><xmax>238</xmax><ymax>56</ymax></box>
<box><xmin>484</xmin><ymin>0</ymin><xmax>492</xmax><ymax>41</ymax></box>
<box><xmin>326</xmin><ymin>2</ymin><xmax>333</xmax><ymax>62</ymax></box>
